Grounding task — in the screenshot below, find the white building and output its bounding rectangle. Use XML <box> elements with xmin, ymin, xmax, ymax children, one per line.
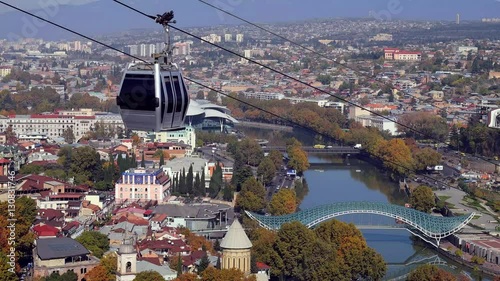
<box><xmin>457</xmin><ymin>46</ymin><xmax>478</xmax><ymax>55</ymax></box>
<box><xmin>243</xmin><ymin>92</ymin><xmax>285</xmax><ymax>101</ymax></box>
<box><xmin>355</xmin><ymin>115</ymin><xmax>399</xmax><ymax>136</ymax></box>
<box><xmin>154</xmin><ymin>125</ymin><xmax>196</xmax><ymax>154</ymax></box>
<box><xmin>325</xmin><ymin>101</ymin><xmax>346</xmax><ymax>113</ymax></box>
<box><xmin>488</xmin><ymin>109</ymin><xmax>500</xmax><ymax>129</ymax></box>
<box><xmin>236</xmin><ymin>34</ymin><xmax>244</xmax><ymax>42</ymax></box>
<box><xmin>201</xmin><ymin>34</ymin><xmax>222</xmax><ymax>44</ymax></box>
<box><xmin>224</xmin><ymin>34</ymin><xmax>232</xmax><ymax>42</ymax></box>
<box><xmin>0</xmin><ymin>109</ymin><xmax>125</xmax><ymax>142</ymax></box>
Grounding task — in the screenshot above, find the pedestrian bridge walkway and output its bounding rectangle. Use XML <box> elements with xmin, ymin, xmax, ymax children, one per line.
<box><xmin>246</xmin><ymin>201</ymin><xmax>475</xmax><ymax>247</ymax></box>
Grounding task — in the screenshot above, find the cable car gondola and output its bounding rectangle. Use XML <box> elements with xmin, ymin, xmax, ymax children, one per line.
<box><xmin>116</xmin><ymin>11</ymin><xmax>189</xmax><ymax>132</ymax></box>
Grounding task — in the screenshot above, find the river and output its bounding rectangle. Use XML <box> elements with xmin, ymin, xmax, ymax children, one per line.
<box><xmin>301</xmin><ymin>155</ymin><xmax>488</xmax><ymax>281</ymax></box>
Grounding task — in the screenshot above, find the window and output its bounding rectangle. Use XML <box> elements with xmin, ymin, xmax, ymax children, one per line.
<box><xmin>117</xmin><ymin>74</ymin><xmax>157</xmax><ymax>111</ymax></box>
<box><xmin>126</xmin><ymin>262</ymin><xmax>132</xmax><ymax>273</ymax></box>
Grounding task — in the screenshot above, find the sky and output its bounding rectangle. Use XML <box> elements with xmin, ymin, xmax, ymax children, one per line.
<box><xmin>0</xmin><ymin>0</ymin><xmax>499</xmax><ymax>40</ymax></box>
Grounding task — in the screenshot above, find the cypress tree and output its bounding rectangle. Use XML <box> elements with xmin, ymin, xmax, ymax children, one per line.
<box><xmin>194</xmin><ymin>173</ymin><xmax>201</xmax><ymax>197</ymax></box>
<box><xmin>200</xmin><ymin>170</ymin><xmax>206</xmax><ymax>197</ymax></box>
<box><xmin>197</xmin><ymin>253</ymin><xmax>210</xmax><ymax>274</ymax></box>
<box><xmin>215</xmin><ymin>255</ymin><xmax>221</xmax><ymax>269</ymax></box>
<box><xmin>186</xmin><ymin>165</ymin><xmax>194</xmax><ymax>196</ymax></box>
<box><xmin>159</xmin><ymin>152</ymin><xmax>165</xmax><ymax>166</ymax></box>
<box><xmin>125</xmin><ymin>154</ymin><xmax>130</xmax><ymax>171</ymax></box>
<box><xmin>141</xmin><ymin>152</ymin><xmax>145</xmax><ymax>168</ymax></box>
<box><xmin>179</xmin><ymin>168</ymin><xmax>186</xmax><ymax>195</ymax></box>
<box><xmin>176</xmin><ymin>253</ymin><xmax>182</xmax><ymax>277</ymax></box>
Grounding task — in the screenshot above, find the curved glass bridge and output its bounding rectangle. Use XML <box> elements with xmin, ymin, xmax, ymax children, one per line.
<box><xmin>245</xmin><ymin>201</ymin><xmax>475</xmax><ymax>247</ymax></box>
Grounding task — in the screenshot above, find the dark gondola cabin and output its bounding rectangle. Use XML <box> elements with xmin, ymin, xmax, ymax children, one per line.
<box><xmin>116</xmin><ymin>63</ymin><xmax>189</xmax><ymax>132</ymax></box>
<box><xmin>116</xmin><ymin>10</ymin><xmax>189</xmax><ymax>132</ymax></box>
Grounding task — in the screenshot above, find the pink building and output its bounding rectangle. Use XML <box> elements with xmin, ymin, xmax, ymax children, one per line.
<box><xmin>115</xmin><ymin>168</ymin><xmax>171</xmax><ymax>203</ymax></box>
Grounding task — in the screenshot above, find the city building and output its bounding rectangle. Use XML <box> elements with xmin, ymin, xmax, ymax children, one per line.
<box><xmin>115</xmin><ymin>168</ymin><xmax>171</xmax><ymax>204</ymax></box>
<box><xmin>355</xmin><ymin>115</ymin><xmax>399</xmax><ymax>136</ymax></box>
<box><xmin>324</xmin><ymin>101</ymin><xmax>346</xmax><ymax>113</ymax></box>
<box><xmin>33</xmin><ymin>237</ymin><xmax>100</xmax><ymax>280</ymax></box>
<box><xmin>457</xmin><ymin>46</ymin><xmax>478</xmax><ymax>55</ymax></box>
<box><xmin>220</xmin><ymin>219</ymin><xmax>252</xmax><ymax>275</ymax></box>
<box><xmin>243</xmin><ymin>92</ymin><xmax>285</xmax><ymax>101</ymax></box>
<box><xmin>161</xmin><ymin>156</ymin><xmax>208</xmax><ymax>181</ymax></box>
<box><xmin>0</xmin><ymin>109</ymin><xmax>125</xmax><ymax>143</ymax></box>
<box><xmin>369</xmin><ymin>33</ymin><xmax>393</xmax><ymax>41</ymax></box>
<box><xmin>116</xmin><ymin>239</ymin><xmax>137</xmax><ymax>281</ymax></box>
<box><xmin>224</xmin><ymin>34</ymin><xmax>232</xmax><ymax>42</ymax></box>
<box><xmin>0</xmin><ymin>65</ymin><xmax>11</xmax><ymax>77</ymax></box>
<box><xmin>488</xmin><ymin>109</ymin><xmax>500</xmax><ymax>129</ymax></box>
<box><xmin>153</xmin><ymin>125</ymin><xmax>196</xmax><ymax>154</ymax></box>
<box><xmin>384</xmin><ymin>48</ymin><xmax>422</xmax><ymax>61</ymax></box>
<box><xmin>185</xmin><ymin>100</ymin><xmax>238</xmax><ymax>133</ymax></box>
<box><xmin>236</xmin><ymin>34</ymin><xmax>244</xmax><ymax>42</ymax></box>
<box><xmin>151</xmin><ymin>203</ymin><xmax>233</xmax><ymax>231</ymax></box>
<box><xmin>201</xmin><ymin>34</ymin><xmax>222</xmax><ymax>44</ymax></box>
<box><xmin>173</xmin><ymin>42</ymin><xmax>191</xmax><ymax>56</ymax></box>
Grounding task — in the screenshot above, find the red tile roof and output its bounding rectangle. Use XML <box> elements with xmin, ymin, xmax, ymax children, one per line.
<box><xmin>33</xmin><ymin>224</ymin><xmax>60</xmax><ymax>237</ymax></box>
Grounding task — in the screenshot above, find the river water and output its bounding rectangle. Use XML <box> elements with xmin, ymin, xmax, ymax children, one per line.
<box><xmin>301</xmin><ymin>155</ymin><xmax>487</xmax><ymax>281</ymax></box>
<box><xmin>238</xmin><ymin>126</ymin><xmax>487</xmax><ymax>279</ymax></box>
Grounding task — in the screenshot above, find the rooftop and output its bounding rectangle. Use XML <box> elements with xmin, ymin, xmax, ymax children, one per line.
<box><xmin>36</xmin><ymin>237</ymin><xmax>89</xmax><ymax>260</ymax></box>
<box><xmin>220</xmin><ymin>219</ymin><xmax>252</xmax><ymax>250</ymax></box>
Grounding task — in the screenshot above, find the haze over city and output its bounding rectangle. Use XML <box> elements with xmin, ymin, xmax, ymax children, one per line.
<box><xmin>0</xmin><ymin>0</ymin><xmax>499</xmax><ymax>281</ymax></box>
<box><xmin>0</xmin><ymin>0</ymin><xmax>499</xmax><ymax>39</ymax></box>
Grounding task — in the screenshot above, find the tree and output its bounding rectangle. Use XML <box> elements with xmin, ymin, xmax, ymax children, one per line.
<box><xmin>222</xmin><ymin>183</ymin><xmax>234</xmax><ymax>202</ymax></box>
<box><xmin>397</xmin><ymin>112</ymin><xmax>449</xmax><ymax>142</ymax></box>
<box><xmin>70</xmin><ymin>146</ymin><xmax>103</xmax><ymax>185</ymax></box>
<box><xmin>268</xmin><ymin>189</ymin><xmax>297</xmax><ymax>215</ymax></box>
<box><xmin>376</xmin><ymin>138</ymin><xmax>414</xmax><ymax>176</ymax></box>
<box><xmin>0</xmin><ymin>252</ymin><xmax>18</xmax><ymax>281</ymax></box>
<box><xmin>141</xmin><ymin>152</ymin><xmax>145</xmax><ymax>168</ymax></box>
<box><xmin>413</xmin><ymin>147</ymin><xmax>442</xmax><ymax>171</ymax></box>
<box><xmin>239</xmin><ymin>139</ymin><xmax>263</xmax><ymax>166</ymax></box>
<box><xmin>4</xmin><ymin>126</ymin><xmax>16</xmax><ymax>144</ymax></box>
<box><xmin>257</xmin><ymin>157</ymin><xmax>276</xmax><ymax>186</ymax></box>
<box><xmin>409</xmin><ymin>185</ymin><xmax>435</xmax><ymax>213</ymax></box>
<box><xmin>407</xmin><ymin>264</ymin><xmax>456</xmax><ymax>281</ymax></box>
<box><xmin>197</xmin><ymin>253</ymin><xmax>210</xmax><ymax>274</ymax></box>
<box><xmin>236</xmin><ymin>177</ymin><xmax>266</xmax><ymax>212</ymax></box>
<box><xmin>317</xmin><ymin>74</ymin><xmax>332</xmax><ymax>85</ymax></box>
<box><xmin>85</xmin><ymin>265</ymin><xmax>113</xmax><ymax>281</ymax></box>
<box><xmin>133</xmin><ymin>270</ymin><xmax>166</xmax><ymax>281</ymax></box>
<box><xmin>268</xmin><ymin>150</ymin><xmax>283</xmax><ymax>170</ymax></box>
<box><xmin>287</xmin><ymin>145</ymin><xmax>309</xmax><ymax>174</ymax></box>
<box><xmin>273</xmin><ymin>221</ymin><xmax>317</xmax><ymax>280</ymax></box>
<box><xmin>159</xmin><ymin>152</ymin><xmax>165</xmax><ymax>166</ymax></box>
<box><xmin>186</xmin><ymin>165</ymin><xmax>194</xmax><ymax>195</ymax></box>
<box><xmin>62</xmin><ymin>127</ymin><xmax>76</xmax><ymax>144</ymax></box>
<box><xmin>75</xmin><ymin>231</ymin><xmax>110</xmax><ymax>258</ymax></box>
<box><xmin>42</xmin><ymin>271</ymin><xmax>78</xmax><ymax>281</ymax></box>
<box><xmin>173</xmin><ymin>273</ymin><xmax>198</xmax><ymax>281</ymax></box>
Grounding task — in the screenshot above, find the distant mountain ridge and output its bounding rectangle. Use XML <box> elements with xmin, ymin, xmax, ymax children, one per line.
<box><xmin>0</xmin><ymin>0</ymin><xmax>497</xmax><ymax>40</ymax></box>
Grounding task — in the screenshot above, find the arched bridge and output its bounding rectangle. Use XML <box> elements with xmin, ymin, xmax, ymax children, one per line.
<box><xmin>245</xmin><ymin>202</ymin><xmax>475</xmax><ymax>247</ymax></box>
<box><xmin>262</xmin><ymin>146</ymin><xmax>360</xmax><ymax>154</ymax></box>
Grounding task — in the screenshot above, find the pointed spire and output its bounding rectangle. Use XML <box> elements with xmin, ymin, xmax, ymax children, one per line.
<box><xmin>220</xmin><ymin>219</ymin><xmax>252</xmax><ymax>249</ymax></box>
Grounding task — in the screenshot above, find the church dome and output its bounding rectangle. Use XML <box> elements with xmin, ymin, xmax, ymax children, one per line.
<box><xmin>118</xmin><ymin>243</ymin><xmax>135</xmax><ymax>254</ymax></box>
<box><xmin>220</xmin><ymin>219</ymin><xmax>252</xmax><ymax>249</ymax></box>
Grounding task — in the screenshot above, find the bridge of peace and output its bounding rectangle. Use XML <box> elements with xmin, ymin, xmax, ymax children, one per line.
<box><xmin>246</xmin><ymin>201</ymin><xmax>475</xmax><ymax>248</ymax></box>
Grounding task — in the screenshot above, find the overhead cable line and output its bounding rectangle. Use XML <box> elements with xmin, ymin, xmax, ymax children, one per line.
<box><xmin>195</xmin><ymin>0</ymin><xmax>498</xmax><ymax>166</ymax></box>
<box><xmin>196</xmin><ymin>0</ymin><xmax>351</xmax><ymax>68</ymax></box>
<box><xmin>0</xmin><ymin>0</ymin><xmax>458</xmax><ymax>190</ymax></box>
<box><xmin>112</xmin><ymin>0</ymin><xmax>444</xmax><ymax>143</ymax></box>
